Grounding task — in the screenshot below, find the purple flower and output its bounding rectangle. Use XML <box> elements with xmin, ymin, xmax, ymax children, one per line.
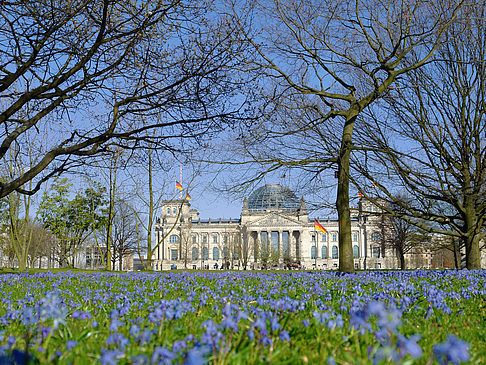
<box><xmin>434</xmin><ymin>335</ymin><xmax>470</xmax><ymax>365</ymax></box>
<box><xmin>66</xmin><ymin>340</ymin><xmax>77</xmax><ymax>351</ymax></box>
<box><xmin>72</xmin><ymin>310</ymin><xmax>91</xmax><ymax>320</ymax></box>
<box><xmin>100</xmin><ymin>349</ymin><xmax>123</xmax><ymax>365</ymax></box>
<box><xmin>184</xmin><ymin>346</ymin><xmax>210</xmax><ymax>365</ymax></box>
<box><xmin>398</xmin><ymin>334</ymin><xmax>422</xmax><ymax>360</ymax></box>
<box><xmin>313</xmin><ymin>311</ymin><xmax>331</xmax><ymax>325</ymax></box>
<box><xmin>105</xmin><ymin>333</ymin><xmax>129</xmax><ymax>350</ymax></box>
<box><xmin>131</xmin><ymin>354</ymin><xmax>149</xmax><ymax>364</ymax></box>
<box><xmin>151</xmin><ymin>346</ymin><xmax>178</xmax><ymax>364</ymax></box>
<box><xmin>279</xmin><ymin>330</ymin><xmax>290</xmax><ymax>342</ymax></box>
<box><xmin>260</xmin><ymin>335</ymin><xmax>273</xmax><ymax>347</ymax></box>
<box><xmin>252</xmin><ymin>317</ymin><xmax>267</xmax><ymax>330</ymax></box>
<box><xmin>20</xmin><ymin>307</ymin><xmax>36</xmax><ymax>327</ymax></box>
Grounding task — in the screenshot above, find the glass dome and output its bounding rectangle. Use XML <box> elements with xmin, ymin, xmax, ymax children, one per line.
<box><xmin>248</xmin><ymin>184</ymin><xmax>300</xmax><ymax>212</ymax></box>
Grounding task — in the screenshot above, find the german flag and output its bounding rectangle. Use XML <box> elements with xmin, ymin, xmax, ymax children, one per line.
<box><xmin>315</xmin><ymin>220</ymin><xmax>327</xmax><ymax>234</ymax></box>
<box><xmin>186</xmin><ymin>193</ymin><xmax>191</xmax><ymax>201</ymax></box>
<box><xmin>358</xmin><ymin>192</ymin><xmax>363</xmax><ymax>197</ymax></box>
<box><xmin>175</xmin><ymin>181</ymin><xmax>183</xmax><ymax>190</ymax></box>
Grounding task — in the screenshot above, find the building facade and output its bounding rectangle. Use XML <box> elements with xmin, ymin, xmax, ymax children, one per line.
<box><xmin>153</xmin><ymin>184</ymin><xmax>403</xmax><ymax>271</ymax></box>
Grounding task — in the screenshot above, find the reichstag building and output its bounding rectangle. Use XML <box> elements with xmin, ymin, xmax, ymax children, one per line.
<box><xmin>153</xmin><ymin>184</ymin><xmax>399</xmax><ymax>270</ymax></box>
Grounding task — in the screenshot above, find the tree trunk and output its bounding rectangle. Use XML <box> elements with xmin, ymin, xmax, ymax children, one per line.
<box><xmin>465</xmin><ymin>234</ymin><xmax>481</xmax><ymax>269</ymax></box>
<box><xmin>337</xmin><ymin>114</ymin><xmax>357</xmax><ymax>273</ymax></box>
<box><xmin>398</xmin><ymin>248</ymin><xmax>406</xmax><ymax>270</ymax></box>
<box><xmin>452</xmin><ymin>239</ymin><xmax>461</xmax><ymax>269</ymax></box>
<box><xmin>464</xmin><ymin>198</ymin><xmax>481</xmax><ymax>269</ymax></box>
<box><xmin>146</xmin><ymin>150</ymin><xmax>154</xmax><ymax>270</ymax></box>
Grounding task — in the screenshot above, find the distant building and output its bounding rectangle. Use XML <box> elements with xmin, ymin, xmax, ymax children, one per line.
<box><xmin>153</xmin><ymin>184</ymin><xmax>404</xmax><ymax>270</ymax></box>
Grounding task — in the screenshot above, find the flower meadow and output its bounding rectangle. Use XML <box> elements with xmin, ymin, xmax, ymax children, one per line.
<box><xmin>0</xmin><ymin>270</ymin><xmax>485</xmax><ymax>364</ymax></box>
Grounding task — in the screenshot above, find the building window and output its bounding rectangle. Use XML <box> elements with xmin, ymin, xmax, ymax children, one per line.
<box><xmin>260</xmin><ymin>231</ymin><xmax>268</xmax><ymax>246</ymax></box>
<box><xmin>202</xmin><ymin>247</ymin><xmax>208</xmax><ymax>260</ymax></box>
<box><xmin>332</xmin><ymin>233</ymin><xmax>337</xmax><ymax>242</ymax></box>
<box><xmin>173</xmin><ymin>208</ymin><xmax>177</xmax><ymax>214</ymax></box>
<box><xmin>321</xmin><ymin>246</ymin><xmax>328</xmax><ymax>258</ymax></box>
<box><xmin>311</xmin><ymin>246</ymin><xmax>316</xmax><ymax>259</ymax></box>
<box><xmin>311</xmin><ymin>235</ymin><xmax>316</xmax><ymax>242</ymax></box>
<box><xmin>372</xmin><ymin>247</ymin><xmax>380</xmax><ymax>258</ymax></box>
<box><xmin>170</xmin><ymin>235</ymin><xmax>180</xmax><ymax>243</ymax></box>
<box><xmin>353</xmin><ymin>245</ymin><xmax>359</xmax><ymax>258</ymax></box>
<box><xmin>353</xmin><ymin>233</ymin><xmax>358</xmax><ymax>242</ymax></box>
<box><xmin>202</xmin><ymin>235</ymin><xmax>207</xmax><ymax>243</ymax></box>
<box><xmin>223</xmin><ymin>235</ymin><xmax>228</xmax><ymax>244</ymax></box>
<box><xmin>233</xmin><ymin>248</ymin><xmax>239</xmax><ymax>260</ymax></box>
<box><xmin>321</xmin><ymin>233</ymin><xmax>327</xmax><ymax>242</ymax></box>
<box><xmin>192</xmin><ymin>247</ymin><xmax>199</xmax><ymax>260</ymax></box>
<box><xmin>371</xmin><ymin>232</ymin><xmax>381</xmax><ymax>241</ymax></box>
<box><xmin>192</xmin><ymin>236</ymin><xmax>197</xmax><ymax>244</ymax></box>
<box><xmin>223</xmin><ymin>246</ymin><xmax>229</xmax><ymax>259</ymax></box>
<box><xmin>213</xmin><ymin>247</ymin><xmax>219</xmax><ymax>261</ymax></box>
<box><xmin>332</xmin><ymin>246</ymin><xmax>338</xmax><ymax>259</ymax></box>
<box><xmin>282</xmin><ymin>231</ymin><xmax>290</xmax><ymax>255</ymax></box>
<box><xmin>213</xmin><ymin>235</ymin><xmax>218</xmax><ymax>244</ymax></box>
<box><xmin>171</xmin><ymin>249</ymin><xmax>178</xmax><ymax>261</ymax></box>
<box><xmin>167</xmin><ymin>208</ymin><xmax>171</xmax><ymax>215</ymax></box>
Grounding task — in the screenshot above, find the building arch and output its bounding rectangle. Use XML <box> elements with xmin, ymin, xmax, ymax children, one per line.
<box><xmin>192</xmin><ymin>247</ymin><xmax>199</xmax><ymax>260</ymax></box>
<box><xmin>213</xmin><ymin>247</ymin><xmax>219</xmax><ymax>260</ymax></box>
<box><xmin>332</xmin><ymin>246</ymin><xmax>338</xmax><ymax>259</ymax></box>
<box><xmin>353</xmin><ymin>245</ymin><xmax>359</xmax><ymax>258</ymax></box>
<box><xmin>321</xmin><ymin>246</ymin><xmax>328</xmax><ymax>258</ymax></box>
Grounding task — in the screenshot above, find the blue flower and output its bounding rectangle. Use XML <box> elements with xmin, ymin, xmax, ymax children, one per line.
<box><xmin>279</xmin><ymin>330</ymin><xmax>290</xmax><ymax>342</ymax></box>
<box><xmin>397</xmin><ymin>334</ymin><xmax>422</xmax><ymax>360</ymax></box>
<box><xmin>184</xmin><ymin>346</ymin><xmax>210</xmax><ymax>365</ymax></box>
<box><xmin>20</xmin><ymin>307</ymin><xmax>36</xmax><ymax>327</ymax></box>
<box><xmin>433</xmin><ymin>335</ymin><xmax>470</xmax><ymax>365</ymax></box>
<box><xmin>72</xmin><ymin>310</ymin><xmax>91</xmax><ymax>320</ymax></box>
<box><xmin>151</xmin><ymin>346</ymin><xmax>178</xmax><ymax>364</ymax></box>
<box><xmin>66</xmin><ymin>340</ymin><xmax>77</xmax><ymax>351</ymax></box>
<box><xmin>99</xmin><ymin>349</ymin><xmax>124</xmax><ymax>365</ymax></box>
<box><xmin>131</xmin><ymin>354</ymin><xmax>149</xmax><ymax>364</ymax></box>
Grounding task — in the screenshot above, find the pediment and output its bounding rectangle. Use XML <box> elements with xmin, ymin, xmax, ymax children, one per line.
<box><xmin>246</xmin><ymin>212</ymin><xmax>304</xmax><ymax>228</ymax></box>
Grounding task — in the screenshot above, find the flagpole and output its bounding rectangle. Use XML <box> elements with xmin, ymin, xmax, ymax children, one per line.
<box><xmin>180</xmin><ymin>164</ymin><xmax>183</xmax><ymax>199</ymax></box>
<box><xmin>315</xmin><ymin>219</ymin><xmax>317</xmax><ymax>270</ymax></box>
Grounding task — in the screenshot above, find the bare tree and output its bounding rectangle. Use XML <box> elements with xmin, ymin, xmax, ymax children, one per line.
<box><xmin>111</xmin><ymin>199</ymin><xmax>137</xmax><ymax>271</ymax></box>
<box><xmin>0</xmin><ymin>0</ymin><xmax>245</xmax><ymax>199</ymax></box>
<box><xmin>178</xmin><ymin>220</ymin><xmax>193</xmax><ymax>269</ymax></box>
<box><xmin>236</xmin><ymin>225</ymin><xmax>250</xmax><ymax>270</ymax></box>
<box><xmin>355</xmin><ymin>1</ymin><xmax>486</xmax><ymax>269</ymax></box>
<box><xmin>219</xmin><ymin>0</ymin><xmax>466</xmax><ymax>272</ymax></box>
<box><xmin>381</xmin><ymin>213</ymin><xmax>429</xmax><ymax>270</ymax></box>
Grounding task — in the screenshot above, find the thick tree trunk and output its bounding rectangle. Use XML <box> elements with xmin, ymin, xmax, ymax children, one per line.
<box><xmin>464</xmin><ymin>198</ymin><xmax>481</xmax><ymax>269</ymax></box>
<box><xmin>398</xmin><ymin>249</ymin><xmax>406</xmax><ymax>270</ymax></box>
<box><xmin>337</xmin><ymin>114</ymin><xmax>357</xmax><ymax>273</ymax></box>
<box><xmin>465</xmin><ymin>234</ymin><xmax>481</xmax><ymax>269</ymax></box>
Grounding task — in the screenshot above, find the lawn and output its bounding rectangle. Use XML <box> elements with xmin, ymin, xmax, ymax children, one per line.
<box><xmin>0</xmin><ymin>270</ymin><xmax>484</xmax><ymax>364</ymax></box>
